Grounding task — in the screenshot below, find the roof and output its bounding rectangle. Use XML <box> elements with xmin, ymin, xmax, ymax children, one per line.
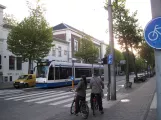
<box><xmin>53</xmin><ymin>23</ymin><xmax>67</xmax><ymax>30</ymax></box>
<box><xmin>53</xmin><ymin>23</ymin><xmax>103</xmax><ymax>43</ymax></box>
<box><xmin>0</xmin><ymin>4</ymin><xmax>6</xmax><ymax>9</ymax></box>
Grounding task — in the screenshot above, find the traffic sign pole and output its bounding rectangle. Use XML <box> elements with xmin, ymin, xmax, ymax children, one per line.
<box><xmin>145</xmin><ymin>0</ymin><xmax>161</xmax><ymax>119</ymax></box>
<box><xmin>108</xmin><ymin>0</ymin><xmax>116</xmax><ymax>100</ymax></box>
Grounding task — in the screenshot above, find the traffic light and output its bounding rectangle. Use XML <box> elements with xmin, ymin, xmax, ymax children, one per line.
<box><xmin>101</xmin><ymin>57</ymin><xmax>107</xmax><ymax>65</ymax></box>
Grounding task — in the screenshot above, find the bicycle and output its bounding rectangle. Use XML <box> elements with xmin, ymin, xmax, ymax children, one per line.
<box><xmin>70</xmin><ymin>93</ymin><xmax>89</xmax><ymax>119</ymax></box>
<box><xmin>92</xmin><ymin>94</ymin><xmax>99</xmax><ymax>116</ymax></box>
<box><xmin>148</xmin><ymin>25</ymin><xmax>161</xmax><ymax>41</ymax></box>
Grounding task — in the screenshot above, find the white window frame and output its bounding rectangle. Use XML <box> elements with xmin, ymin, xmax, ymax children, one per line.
<box><xmin>74</xmin><ymin>39</ymin><xmax>78</xmax><ymax>51</ymax></box>
<box><xmin>58</xmin><ymin>46</ymin><xmax>61</xmax><ymax>57</ymax></box>
<box><xmin>52</xmin><ymin>47</ymin><xmax>56</xmax><ymax>56</ymax></box>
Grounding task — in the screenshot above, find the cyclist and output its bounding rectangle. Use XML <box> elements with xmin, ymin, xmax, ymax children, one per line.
<box><xmin>75</xmin><ymin>75</ymin><xmax>87</xmax><ymax>115</ymax></box>
<box><xmin>90</xmin><ymin>73</ymin><xmax>104</xmax><ymax>114</ymax></box>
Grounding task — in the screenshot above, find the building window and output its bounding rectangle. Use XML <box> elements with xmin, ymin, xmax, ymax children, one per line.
<box><xmin>16</xmin><ymin>57</ymin><xmax>22</xmax><ymax>70</ymax></box>
<box><xmin>74</xmin><ymin>39</ymin><xmax>78</xmax><ymax>51</ymax></box>
<box><xmin>58</xmin><ymin>46</ymin><xmax>61</xmax><ymax>57</ymax></box>
<box><xmin>64</xmin><ymin>50</ymin><xmax>67</xmax><ymax>55</ymax></box>
<box><xmin>9</xmin><ymin>56</ymin><xmax>15</xmax><ymax>70</ymax></box>
<box><xmin>52</xmin><ymin>47</ymin><xmax>56</xmax><ymax>56</ymax></box>
<box><xmin>10</xmin><ymin>76</ymin><xmax>12</xmax><ymax>81</ymax></box>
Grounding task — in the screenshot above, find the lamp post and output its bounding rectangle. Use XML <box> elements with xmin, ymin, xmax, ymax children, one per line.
<box><xmin>87</xmin><ymin>56</ymin><xmax>94</xmax><ymax>77</ymax></box>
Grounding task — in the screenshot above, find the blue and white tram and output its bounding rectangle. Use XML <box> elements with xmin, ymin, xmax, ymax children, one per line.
<box><xmin>35</xmin><ymin>61</ymin><xmax>104</xmax><ymax>88</ymax></box>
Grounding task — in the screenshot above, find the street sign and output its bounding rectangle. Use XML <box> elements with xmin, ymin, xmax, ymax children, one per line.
<box><xmin>108</xmin><ymin>54</ymin><xmax>113</xmax><ymax>64</ymax></box>
<box><xmin>144</xmin><ymin>17</ymin><xmax>161</xmax><ymax>49</ymax></box>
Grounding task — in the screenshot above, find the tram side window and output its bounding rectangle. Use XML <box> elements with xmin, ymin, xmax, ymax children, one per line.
<box><xmin>48</xmin><ymin>66</ymin><xmax>54</xmax><ymax>80</ymax></box>
<box><xmin>55</xmin><ymin>67</ymin><xmax>72</xmax><ymax>80</ymax></box>
<box><xmin>75</xmin><ymin>68</ymin><xmax>92</xmax><ymax>78</ymax></box>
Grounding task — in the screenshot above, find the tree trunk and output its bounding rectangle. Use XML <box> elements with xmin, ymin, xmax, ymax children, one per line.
<box><xmin>125</xmin><ymin>42</ymin><xmax>129</xmax><ymax>87</ymax></box>
<box><xmin>28</xmin><ymin>58</ymin><xmax>31</xmax><ymax>74</ymax></box>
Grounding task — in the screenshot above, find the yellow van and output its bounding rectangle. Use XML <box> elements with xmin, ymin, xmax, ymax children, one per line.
<box><xmin>13</xmin><ymin>74</ymin><xmax>36</xmax><ymax>88</ymax></box>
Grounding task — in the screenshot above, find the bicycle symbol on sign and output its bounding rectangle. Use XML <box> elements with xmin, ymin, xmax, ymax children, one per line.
<box><xmin>148</xmin><ymin>25</ymin><xmax>161</xmax><ymax>41</ymax></box>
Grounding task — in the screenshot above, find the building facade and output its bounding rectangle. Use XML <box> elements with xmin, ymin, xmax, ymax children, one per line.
<box><xmin>0</xmin><ymin>5</ymin><xmax>29</xmax><ymax>82</ymax></box>
<box><xmin>46</xmin><ymin>23</ymin><xmax>107</xmax><ymax>63</ymax></box>
<box><xmin>0</xmin><ymin>5</ymin><xmax>107</xmax><ymax>82</ymax></box>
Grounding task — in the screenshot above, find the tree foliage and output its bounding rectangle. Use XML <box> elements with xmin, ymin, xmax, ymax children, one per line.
<box><xmin>75</xmin><ymin>36</ymin><xmax>99</xmax><ymax>64</ymax></box>
<box><xmin>135</xmin><ymin>57</ymin><xmax>145</xmax><ymax>72</ymax></box>
<box><xmin>105</xmin><ymin>0</ymin><xmax>143</xmax><ymax>85</ymax></box>
<box><xmin>3</xmin><ymin>13</ymin><xmax>18</xmax><ymax>26</ymax></box>
<box><xmin>139</xmin><ymin>42</ymin><xmax>155</xmax><ymax>68</ymax></box>
<box><xmin>7</xmin><ymin>0</ymin><xmax>53</xmax><ymax>73</ymax></box>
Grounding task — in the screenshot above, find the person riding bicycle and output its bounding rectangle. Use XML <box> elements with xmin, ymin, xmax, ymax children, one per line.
<box><xmin>75</xmin><ymin>75</ymin><xmax>87</xmax><ymax>115</ymax></box>
<box><xmin>90</xmin><ymin>73</ymin><xmax>104</xmax><ymax>114</ymax></box>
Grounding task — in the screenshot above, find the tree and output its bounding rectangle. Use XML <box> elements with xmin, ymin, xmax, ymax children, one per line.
<box><xmin>139</xmin><ymin>42</ymin><xmax>155</xmax><ymax>71</ymax></box>
<box><xmin>75</xmin><ymin>35</ymin><xmax>99</xmax><ymax>64</ymax></box>
<box><xmin>3</xmin><ymin>13</ymin><xmax>18</xmax><ymax>26</ymax></box>
<box><xmin>105</xmin><ymin>0</ymin><xmax>143</xmax><ymax>87</ymax></box>
<box><xmin>135</xmin><ymin>57</ymin><xmax>145</xmax><ymax>73</ymax></box>
<box><xmin>7</xmin><ymin>0</ymin><xmax>53</xmax><ymax>73</ymax></box>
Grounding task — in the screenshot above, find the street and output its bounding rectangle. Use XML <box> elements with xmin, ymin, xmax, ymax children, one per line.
<box><xmin>0</xmin><ymin>75</ymin><xmax>135</xmax><ymax>120</ymax></box>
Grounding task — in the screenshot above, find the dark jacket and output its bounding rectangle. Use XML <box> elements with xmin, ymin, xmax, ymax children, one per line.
<box><xmin>75</xmin><ymin>79</ymin><xmax>87</xmax><ymax>97</ymax></box>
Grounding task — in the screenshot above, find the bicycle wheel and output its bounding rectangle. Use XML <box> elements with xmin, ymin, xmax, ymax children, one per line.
<box><xmin>81</xmin><ymin>102</ymin><xmax>89</xmax><ymax>119</ymax></box>
<box><xmin>70</xmin><ymin>100</ymin><xmax>75</xmax><ymax>114</ymax></box>
<box><xmin>148</xmin><ymin>31</ymin><xmax>158</xmax><ymax>41</ymax></box>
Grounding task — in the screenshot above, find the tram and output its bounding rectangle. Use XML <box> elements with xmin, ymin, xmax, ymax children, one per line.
<box><xmin>35</xmin><ymin>60</ymin><xmax>104</xmax><ymax>88</ymax></box>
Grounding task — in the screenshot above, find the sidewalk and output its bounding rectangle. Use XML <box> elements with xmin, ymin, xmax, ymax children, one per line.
<box><xmin>53</xmin><ymin>77</ymin><xmax>156</xmax><ymax>120</ymax></box>
<box><xmin>0</xmin><ymin>82</ymin><xmax>14</xmax><ymax>89</ymax></box>
<box><xmin>98</xmin><ymin>77</ymin><xmax>156</xmax><ymax>120</ymax></box>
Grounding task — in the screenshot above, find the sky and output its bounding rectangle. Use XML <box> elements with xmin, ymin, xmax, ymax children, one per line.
<box><xmin>0</xmin><ymin>0</ymin><xmax>152</xmax><ymax>49</ymax></box>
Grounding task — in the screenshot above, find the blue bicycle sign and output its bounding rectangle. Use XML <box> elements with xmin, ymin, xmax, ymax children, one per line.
<box><xmin>148</xmin><ymin>25</ymin><xmax>161</xmax><ymax>41</ymax></box>
<box><xmin>144</xmin><ymin>17</ymin><xmax>161</xmax><ymax>49</ymax></box>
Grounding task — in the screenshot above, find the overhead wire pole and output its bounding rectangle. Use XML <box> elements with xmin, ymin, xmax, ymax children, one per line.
<box><xmin>150</xmin><ymin>0</ymin><xmax>161</xmax><ymax>119</ymax></box>
<box><xmin>108</xmin><ymin>0</ymin><xmax>116</xmax><ymax>100</ymax></box>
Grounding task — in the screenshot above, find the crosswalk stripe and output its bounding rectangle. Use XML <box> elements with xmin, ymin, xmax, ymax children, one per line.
<box><xmin>0</xmin><ymin>91</ymin><xmax>42</xmax><ymax>99</ymax></box>
<box><xmin>49</xmin><ymin>93</ymin><xmax>91</xmax><ymax>106</ymax></box>
<box><xmin>5</xmin><ymin>90</ymin><xmax>62</xmax><ymax>100</ymax></box>
<box><xmin>36</xmin><ymin>95</ymin><xmax>73</xmax><ymax>104</ymax></box>
<box><xmin>14</xmin><ymin>91</ymin><xmax>64</xmax><ymax>101</ymax></box>
<box><xmin>24</xmin><ymin>91</ymin><xmax>72</xmax><ymax>102</ymax></box>
<box><xmin>0</xmin><ymin>90</ymin><xmax>23</xmax><ymax>95</ymax></box>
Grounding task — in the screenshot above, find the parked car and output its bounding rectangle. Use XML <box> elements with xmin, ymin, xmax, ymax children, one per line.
<box><xmin>134</xmin><ymin>74</ymin><xmax>146</xmax><ymax>83</ymax></box>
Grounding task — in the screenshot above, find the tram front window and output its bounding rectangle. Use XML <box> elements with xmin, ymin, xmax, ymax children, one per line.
<box><xmin>37</xmin><ymin>65</ymin><xmax>49</xmax><ymax>78</ymax></box>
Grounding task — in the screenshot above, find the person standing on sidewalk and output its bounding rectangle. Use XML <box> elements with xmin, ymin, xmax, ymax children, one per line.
<box><xmin>90</xmin><ymin>73</ymin><xmax>104</xmax><ymax>114</ymax></box>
